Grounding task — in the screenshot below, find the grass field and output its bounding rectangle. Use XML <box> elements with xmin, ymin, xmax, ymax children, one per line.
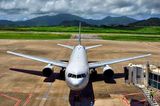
<box><xmin>0</xmin><ymin>32</ymin><xmax>71</xmax><ymax>40</ymax></box>
<box><xmin>0</xmin><ymin>26</ymin><xmax>160</xmax><ymax>41</ymax></box>
<box><xmin>0</xmin><ymin>31</ymin><xmax>159</xmax><ymax>42</ymax></box>
<box><xmin>101</xmin><ymin>34</ymin><xmax>160</xmax><ymax>42</ymax></box>
<box><xmin>1</xmin><ymin>26</ymin><xmax>160</xmax><ymax>34</ymax></box>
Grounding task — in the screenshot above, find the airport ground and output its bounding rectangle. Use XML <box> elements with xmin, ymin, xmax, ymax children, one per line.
<box><xmin>0</xmin><ymin>38</ymin><xmax>160</xmax><ymax>106</ymax></box>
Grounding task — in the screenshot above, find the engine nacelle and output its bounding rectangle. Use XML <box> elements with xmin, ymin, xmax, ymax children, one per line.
<box><xmin>42</xmin><ymin>64</ymin><xmax>54</xmax><ymax>77</ymax></box>
<box><xmin>103</xmin><ymin>65</ymin><xmax>114</xmax><ymax>80</ymax></box>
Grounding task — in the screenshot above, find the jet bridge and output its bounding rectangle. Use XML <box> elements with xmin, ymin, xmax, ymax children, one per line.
<box><xmin>124</xmin><ymin>63</ymin><xmax>160</xmax><ymax>106</ymax></box>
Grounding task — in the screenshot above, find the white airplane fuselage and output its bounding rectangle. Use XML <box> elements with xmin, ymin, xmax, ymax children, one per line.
<box><xmin>65</xmin><ymin>45</ymin><xmax>89</xmax><ymax>91</ymax></box>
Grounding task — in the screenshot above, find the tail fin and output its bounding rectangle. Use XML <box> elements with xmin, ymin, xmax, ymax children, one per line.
<box><xmin>78</xmin><ymin>22</ymin><xmax>81</xmax><ymax>45</ymax></box>
<box><xmin>57</xmin><ymin>23</ymin><xmax>81</xmax><ymax>49</ymax></box>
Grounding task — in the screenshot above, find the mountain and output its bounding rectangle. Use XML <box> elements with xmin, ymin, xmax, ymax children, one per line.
<box><xmin>96</xmin><ymin>16</ymin><xmax>137</xmax><ymax>25</ymax></box>
<box><xmin>0</xmin><ymin>14</ymin><xmax>137</xmax><ymax>27</ymax></box>
<box><xmin>129</xmin><ymin>18</ymin><xmax>160</xmax><ymax>26</ymax></box>
<box><xmin>17</xmin><ymin>14</ymin><xmax>84</xmax><ymax>26</ymax></box>
<box><xmin>59</xmin><ymin>20</ymin><xmax>91</xmax><ymax>26</ymax></box>
<box><xmin>0</xmin><ymin>20</ymin><xmax>16</xmax><ymax>27</ymax></box>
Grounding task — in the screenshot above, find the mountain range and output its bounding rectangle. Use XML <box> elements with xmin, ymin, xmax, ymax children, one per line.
<box><xmin>0</xmin><ymin>14</ymin><xmax>160</xmax><ymax>27</ymax></box>
<box><xmin>0</xmin><ymin>14</ymin><xmax>137</xmax><ymax>27</ymax></box>
<box><xmin>129</xmin><ymin>18</ymin><xmax>160</xmax><ymax>26</ymax></box>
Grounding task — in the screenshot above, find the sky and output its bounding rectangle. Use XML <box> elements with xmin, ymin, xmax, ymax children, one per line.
<box><xmin>0</xmin><ymin>0</ymin><xmax>160</xmax><ymax>21</ymax></box>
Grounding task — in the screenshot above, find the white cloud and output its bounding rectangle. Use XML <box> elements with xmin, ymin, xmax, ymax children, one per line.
<box><xmin>0</xmin><ymin>0</ymin><xmax>159</xmax><ymax>20</ymax></box>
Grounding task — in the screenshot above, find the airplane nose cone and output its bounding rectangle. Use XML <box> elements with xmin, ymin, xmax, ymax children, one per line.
<box><xmin>67</xmin><ymin>78</ymin><xmax>88</xmax><ymax>91</ymax></box>
<box><xmin>72</xmin><ymin>80</ymin><xmax>81</xmax><ymax>87</ymax></box>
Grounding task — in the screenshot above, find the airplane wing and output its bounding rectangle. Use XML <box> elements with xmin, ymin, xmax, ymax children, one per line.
<box><xmin>7</xmin><ymin>51</ymin><xmax>68</xmax><ymax>68</ymax></box>
<box><xmin>89</xmin><ymin>54</ymin><xmax>151</xmax><ymax>68</ymax></box>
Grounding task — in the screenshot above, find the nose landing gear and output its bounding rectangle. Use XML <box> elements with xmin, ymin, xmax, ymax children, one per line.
<box><xmin>74</xmin><ymin>95</ymin><xmax>80</xmax><ymax>101</ymax></box>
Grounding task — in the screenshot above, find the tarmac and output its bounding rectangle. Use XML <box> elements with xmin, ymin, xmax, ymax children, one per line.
<box><xmin>0</xmin><ymin>39</ymin><xmax>160</xmax><ymax>106</ymax></box>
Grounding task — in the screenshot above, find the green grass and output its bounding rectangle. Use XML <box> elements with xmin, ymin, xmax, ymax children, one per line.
<box><xmin>101</xmin><ymin>34</ymin><xmax>160</xmax><ymax>42</ymax></box>
<box><xmin>0</xmin><ymin>26</ymin><xmax>160</xmax><ymax>42</ymax></box>
<box><xmin>1</xmin><ymin>26</ymin><xmax>160</xmax><ymax>34</ymax></box>
<box><xmin>0</xmin><ymin>32</ymin><xmax>71</xmax><ymax>40</ymax></box>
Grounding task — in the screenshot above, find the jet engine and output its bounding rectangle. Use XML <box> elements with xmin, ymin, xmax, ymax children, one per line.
<box><xmin>103</xmin><ymin>65</ymin><xmax>114</xmax><ymax>80</ymax></box>
<box><xmin>42</xmin><ymin>64</ymin><xmax>54</xmax><ymax>77</ymax></box>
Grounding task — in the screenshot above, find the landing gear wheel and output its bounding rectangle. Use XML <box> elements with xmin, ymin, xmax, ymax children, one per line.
<box><xmin>60</xmin><ymin>69</ymin><xmax>65</xmax><ymax>80</ymax></box>
<box><xmin>91</xmin><ymin>70</ymin><xmax>97</xmax><ymax>78</ymax></box>
<box><xmin>74</xmin><ymin>95</ymin><xmax>80</xmax><ymax>101</ymax></box>
<box><xmin>42</xmin><ymin>68</ymin><xmax>52</xmax><ymax>77</ymax></box>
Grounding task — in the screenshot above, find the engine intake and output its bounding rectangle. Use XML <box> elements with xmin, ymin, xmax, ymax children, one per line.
<box><xmin>103</xmin><ymin>65</ymin><xmax>114</xmax><ymax>80</ymax></box>
<box><xmin>42</xmin><ymin>64</ymin><xmax>54</xmax><ymax>77</ymax></box>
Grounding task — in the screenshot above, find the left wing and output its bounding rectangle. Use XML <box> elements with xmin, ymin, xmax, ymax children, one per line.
<box><xmin>7</xmin><ymin>51</ymin><xmax>68</xmax><ymax>68</ymax></box>
<box><xmin>89</xmin><ymin>54</ymin><xmax>151</xmax><ymax>68</ymax></box>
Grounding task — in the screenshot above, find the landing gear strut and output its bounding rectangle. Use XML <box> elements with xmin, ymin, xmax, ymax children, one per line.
<box><xmin>60</xmin><ymin>68</ymin><xmax>65</xmax><ymax>80</ymax></box>
<box><xmin>90</xmin><ymin>68</ymin><xmax>97</xmax><ymax>78</ymax></box>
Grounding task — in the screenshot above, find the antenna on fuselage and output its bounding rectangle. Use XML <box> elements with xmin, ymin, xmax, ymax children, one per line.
<box><xmin>78</xmin><ymin>22</ymin><xmax>81</xmax><ymax>45</ymax></box>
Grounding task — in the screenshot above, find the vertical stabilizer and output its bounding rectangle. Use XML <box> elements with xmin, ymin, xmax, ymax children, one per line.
<box><xmin>78</xmin><ymin>22</ymin><xmax>81</xmax><ymax>45</ymax></box>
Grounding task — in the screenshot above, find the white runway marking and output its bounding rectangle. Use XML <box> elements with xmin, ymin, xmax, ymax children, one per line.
<box><xmin>39</xmin><ymin>83</ymin><xmax>52</xmax><ymax>106</ymax></box>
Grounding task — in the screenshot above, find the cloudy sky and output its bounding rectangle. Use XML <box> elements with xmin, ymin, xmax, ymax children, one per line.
<box><xmin>0</xmin><ymin>0</ymin><xmax>160</xmax><ymax>21</ymax></box>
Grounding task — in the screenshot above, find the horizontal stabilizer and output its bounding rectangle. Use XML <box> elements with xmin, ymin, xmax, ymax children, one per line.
<box><xmin>57</xmin><ymin>44</ymin><xmax>74</xmax><ymax>49</ymax></box>
<box><xmin>85</xmin><ymin>45</ymin><xmax>102</xmax><ymax>50</ymax></box>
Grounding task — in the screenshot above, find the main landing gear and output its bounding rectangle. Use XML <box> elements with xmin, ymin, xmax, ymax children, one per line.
<box><xmin>90</xmin><ymin>68</ymin><xmax>97</xmax><ymax>78</ymax></box>
<box><xmin>60</xmin><ymin>68</ymin><xmax>65</xmax><ymax>80</ymax></box>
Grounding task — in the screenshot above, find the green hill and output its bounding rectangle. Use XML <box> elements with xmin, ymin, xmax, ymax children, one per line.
<box><xmin>129</xmin><ymin>18</ymin><xmax>160</xmax><ymax>26</ymax></box>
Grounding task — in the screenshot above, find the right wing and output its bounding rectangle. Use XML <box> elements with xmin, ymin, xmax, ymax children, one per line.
<box><xmin>89</xmin><ymin>54</ymin><xmax>151</xmax><ymax>68</ymax></box>
<box><xmin>7</xmin><ymin>51</ymin><xmax>68</xmax><ymax>68</ymax></box>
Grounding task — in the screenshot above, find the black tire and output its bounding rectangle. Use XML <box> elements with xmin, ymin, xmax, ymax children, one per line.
<box><xmin>60</xmin><ymin>69</ymin><xmax>65</xmax><ymax>80</ymax></box>
<box><xmin>91</xmin><ymin>70</ymin><xmax>97</xmax><ymax>78</ymax></box>
<box><xmin>42</xmin><ymin>68</ymin><xmax>52</xmax><ymax>77</ymax></box>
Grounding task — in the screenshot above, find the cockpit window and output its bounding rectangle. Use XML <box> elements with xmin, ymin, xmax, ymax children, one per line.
<box><xmin>82</xmin><ymin>74</ymin><xmax>86</xmax><ymax>77</ymax></box>
<box><xmin>68</xmin><ymin>73</ymin><xmax>72</xmax><ymax>77</ymax></box>
<box><xmin>68</xmin><ymin>73</ymin><xmax>86</xmax><ymax>78</ymax></box>
<box><xmin>72</xmin><ymin>74</ymin><xmax>76</xmax><ymax>78</ymax></box>
<box><xmin>77</xmin><ymin>75</ymin><xmax>82</xmax><ymax>78</ymax></box>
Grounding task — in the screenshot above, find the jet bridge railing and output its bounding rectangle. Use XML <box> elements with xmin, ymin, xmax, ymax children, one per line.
<box><xmin>135</xmin><ymin>84</ymin><xmax>159</xmax><ymax>106</ymax></box>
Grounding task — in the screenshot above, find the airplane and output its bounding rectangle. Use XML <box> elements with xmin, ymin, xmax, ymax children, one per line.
<box><xmin>7</xmin><ymin>23</ymin><xmax>151</xmax><ymax>91</ymax></box>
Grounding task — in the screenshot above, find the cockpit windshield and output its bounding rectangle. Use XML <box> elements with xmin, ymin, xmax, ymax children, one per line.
<box><xmin>68</xmin><ymin>73</ymin><xmax>86</xmax><ymax>78</ymax></box>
